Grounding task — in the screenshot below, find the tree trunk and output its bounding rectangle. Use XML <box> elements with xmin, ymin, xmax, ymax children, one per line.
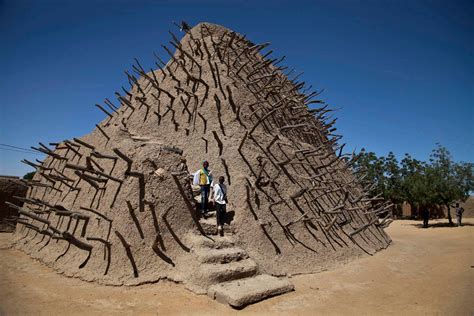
<box><xmin>445</xmin><ymin>203</ymin><xmax>453</xmax><ymax>225</ymax></box>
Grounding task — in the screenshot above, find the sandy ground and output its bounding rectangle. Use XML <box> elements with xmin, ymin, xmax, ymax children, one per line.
<box><xmin>1</xmin><ymin>219</ymin><xmax>473</xmax><ymax>316</ymax></box>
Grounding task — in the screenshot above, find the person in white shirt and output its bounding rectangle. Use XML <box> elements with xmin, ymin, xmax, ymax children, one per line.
<box><xmin>211</xmin><ymin>176</ymin><xmax>227</xmax><ymax>236</ymax></box>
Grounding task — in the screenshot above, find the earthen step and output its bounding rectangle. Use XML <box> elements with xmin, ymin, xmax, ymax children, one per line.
<box><xmin>190</xmin><ymin>259</ymin><xmax>258</xmax><ymax>289</ymax></box>
<box><xmin>192</xmin><ymin>185</ymin><xmax>201</xmax><ymax>197</ymax></box>
<box><xmin>188</xmin><ymin>234</ymin><xmax>235</xmax><ymax>249</ymax></box>
<box><xmin>207</xmin><ymin>274</ymin><xmax>295</xmax><ymax>309</ymax></box>
<box><xmin>201</xmin><ymin>210</ymin><xmax>217</xmax><ymax>218</ymax></box>
<box><xmin>130</xmin><ymin>135</ymin><xmax>152</xmax><ymax>141</ymax></box>
<box><xmin>198</xmin><ymin>216</ymin><xmax>234</xmax><ymax>235</ymax></box>
<box><xmin>195</xmin><ymin>247</ymin><xmax>248</xmax><ymax>264</ymax></box>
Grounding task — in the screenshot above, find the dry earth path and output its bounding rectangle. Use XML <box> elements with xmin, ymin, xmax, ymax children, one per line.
<box><xmin>1</xmin><ymin>219</ymin><xmax>473</xmax><ymax>315</ymax></box>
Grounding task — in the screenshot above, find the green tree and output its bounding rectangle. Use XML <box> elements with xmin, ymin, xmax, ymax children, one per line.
<box><xmin>399</xmin><ymin>154</ymin><xmax>429</xmax><ymax>217</ymax></box>
<box><xmin>383</xmin><ymin>152</ymin><xmax>403</xmax><ymax>215</ymax></box>
<box><xmin>23</xmin><ymin>171</ymin><xmax>35</xmax><ymax>180</ymax></box>
<box><xmin>427</xmin><ymin>145</ymin><xmax>473</xmax><ymax>224</ymax></box>
<box><xmin>352</xmin><ymin>144</ymin><xmax>473</xmax><ymax>223</ymax></box>
<box><xmin>354</xmin><ymin>148</ymin><xmax>385</xmax><ymax>196</ymax></box>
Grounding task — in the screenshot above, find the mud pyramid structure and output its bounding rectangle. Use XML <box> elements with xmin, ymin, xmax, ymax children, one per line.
<box><xmin>10</xmin><ymin>22</ymin><xmax>392</xmax><ymax>307</ymax></box>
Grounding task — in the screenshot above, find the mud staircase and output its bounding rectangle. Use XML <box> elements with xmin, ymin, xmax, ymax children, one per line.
<box><xmin>185</xmin><ymin>232</ymin><xmax>294</xmax><ymax>308</ymax></box>
<box><xmin>197</xmin><ymin>210</ymin><xmax>236</xmax><ymax>235</ymax></box>
<box><xmin>192</xmin><ymin>185</ymin><xmax>235</xmax><ymax>235</ymax></box>
<box><xmin>187</xmin><ymin>183</ymin><xmax>293</xmax><ymax>307</ymax></box>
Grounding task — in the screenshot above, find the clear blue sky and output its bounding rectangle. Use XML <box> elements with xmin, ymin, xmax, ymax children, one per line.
<box><xmin>0</xmin><ymin>0</ymin><xmax>472</xmax><ymax>177</ymax></box>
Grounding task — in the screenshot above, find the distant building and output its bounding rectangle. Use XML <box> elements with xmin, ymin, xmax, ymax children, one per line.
<box><xmin>399</xmin><ymin>197</ymin><xmax>474</xmax><ymax>219</ymax></box>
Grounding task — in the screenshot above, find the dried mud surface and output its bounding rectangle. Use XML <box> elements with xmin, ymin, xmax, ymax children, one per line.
<box><xmin>1</xmin><ymin>219</ymin><xmax>472</xmax><ymax>315</ymax></box>
<box><xmin>13</xmin><ymin>22</ymin><xmax>391</xmax><ymax>285</ymax></box>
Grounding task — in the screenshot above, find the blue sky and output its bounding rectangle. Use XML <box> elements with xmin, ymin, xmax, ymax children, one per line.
<box><xmin>0</xmin><ymin>0</ymin><xmax>472</xmax><ymax>176</ymax></box>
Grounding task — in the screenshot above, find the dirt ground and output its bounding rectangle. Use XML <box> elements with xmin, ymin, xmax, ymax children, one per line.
<box><xmin>1</xmin><ymin>219</ymin><xmax>473</xmax><ymax>315</ymax></box>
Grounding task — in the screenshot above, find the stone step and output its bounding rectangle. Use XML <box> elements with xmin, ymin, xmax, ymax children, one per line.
<box><xmin>195</xmin><ymin>247</ymin><xmax>248</xmax><ymax>264</ymax></box>
<box><xmin>189</xmin><ymin>259</ymin><xmax>258</xmax><ymax>290</ymax></box>
<box><xmin>207</xmin><ymin>274</ymin><xmax>295</xmax><ymax>309</ymax></box>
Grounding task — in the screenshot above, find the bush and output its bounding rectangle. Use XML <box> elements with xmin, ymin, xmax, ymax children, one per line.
<box><xmin>23</xmin><ymin>172</ymin><xmax>35</xmax><ymax>180</ymax></box>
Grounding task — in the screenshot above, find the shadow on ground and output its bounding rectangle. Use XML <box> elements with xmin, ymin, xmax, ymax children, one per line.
<box><xmin>410</xmin><ymin>222</ymin><xmax>474</xmax><ymax>229</ymax></box>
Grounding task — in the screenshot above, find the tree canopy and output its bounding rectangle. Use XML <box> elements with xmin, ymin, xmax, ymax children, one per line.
<box><xmin>23</xmin><ymin>171</ymin><xmax>35</xmax><ymax>180</ymax></box>
<box><xmin>353</xmin><ymin>144</ymin><xmax>473</xmax><ymax>222</ymax></box>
